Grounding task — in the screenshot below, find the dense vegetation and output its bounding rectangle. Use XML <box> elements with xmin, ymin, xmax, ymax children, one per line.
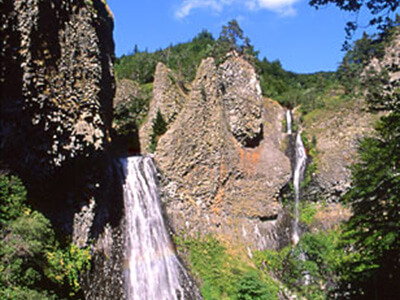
<box><xmin>175</xmin><ymin>235</ymin><xmax>279</xmax><ymax>300</ymax></box>
<box><xmin>0</xmin><ymin>174</ymin><xmax>90</xmax><ymax>299</ymax></box>
<box><xmin>114</xmin><ymin>20</ymin><xmax>338</xmax><ymax>115</ymax></box>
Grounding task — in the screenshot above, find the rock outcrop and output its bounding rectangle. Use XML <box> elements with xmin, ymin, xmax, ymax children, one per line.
<box><xmin>1</xmin><ymin>2</ymin><xmax>123</xmax><ymax>297</ymax></box>
<box><xmin>367</xmin><ymin>28</ymin><xmax>400</xmax><ymax>82</ymax></box>
<box><xmin>302</xmin><ymin>101</ymin><xmax>379</xmax><ymax>201</ymax></box>
<box><xmin>154</xmin><ymin>54</ymin><xmax>291</xmax><ymax>250</ymax></box>
<box><xmin>0</xmin><ymin>0</ymin><xmax>114</xmax><ymax>183</ymax></box>
<box><xmin>114</xmin><ymin>78</ymin><xmax>143</xmax><ymax>108</ymax></box>
<box><xmin>139</xmin><ymin>62</ymin><xmax>187</xmax><ymax>151</ymax></box>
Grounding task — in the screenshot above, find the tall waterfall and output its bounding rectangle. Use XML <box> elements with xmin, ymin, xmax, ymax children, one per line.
<box><xmin>286</xmin><ymin>110</ymin><xmax>292</xmax><ymax>134</ymax></box>
<box><xmin>292</xmin><ymin>132</ymin><xmax>307</xmax><ymax>245</ymax></box>
<box><xmin>120</xmin><ymin>156</ymin><xmax>188</xmax><ymax>300</ymax></box>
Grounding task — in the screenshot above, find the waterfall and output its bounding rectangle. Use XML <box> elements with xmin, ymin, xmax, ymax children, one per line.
<box><xmin>286</xmin><ymin>110</ymin><xmax>292</xmax><ymax>135</ymax></box>
<box><xmin>292</xmin><ymin>132</ymin><xmax>307</xmax><ymax>245</ymax></box>
<box><xmin>120</xmin><ymin>156</ymin><xmax>188</xmax><ymax>300</ymax></box>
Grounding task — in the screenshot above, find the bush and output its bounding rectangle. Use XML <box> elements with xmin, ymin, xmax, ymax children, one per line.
<box><xmin>149</xmin><ymin>110</ymin><xmax>168</xmax><ymax>153</ymax></box>
<box><xmin>254</xmin><ymin>229</ymin><xmax>343</xmax><ymax>300</ymax></box>
<box><xmin>176</xmin><ymin>234</ymin><xmax>279</xmax><ymax>300</ymax></box>
<box><xmin>0</xmin><ymin>175</ymin><xmax>26</xmax><ymax>223</ymax></box>
<box><xmin>0</xmin><ymin>174</ymin><xmax>91</xmax><ymax>299</ymax></box>
<box><xmin>236</xmin><ymin>270</ymin><xmax>277</xmax><ymax>300</ymax></box>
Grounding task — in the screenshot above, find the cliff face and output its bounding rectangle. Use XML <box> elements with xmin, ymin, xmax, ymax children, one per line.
<box><xmin>1</xmin><ymin>1</ymin><xmax>124</xmax><ymax>297</ymax></box>
<box><xmin>303</xmin><ymin>103</ymin><xmax>378</xmax><ymax>201</ymax></box>
<box><xmin>152</xmin><ymin>54</ymin><xmax>291</xmax><ymax>250</ymax></box>
<box><xmin>139</xmin><ymin>62</ymin><xmax>187</xmax><ymax>152</ymax></box>
<box><xmin>0</xmin><ymin>0</ymin><xmax>114</xmax><ymax>183</ymax></box>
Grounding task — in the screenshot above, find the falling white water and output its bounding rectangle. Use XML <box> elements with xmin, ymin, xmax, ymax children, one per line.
<box><xmin>121</xmin><ymin>156</ymin><xmax>185</xmax><ymax>300</ymax></box>
<box><xmin>292</xmin><ymin>132</ymin><xmax>307</xmax><ymax>245</ymax></box>
<box><xmin>286</xmin><ymin>110</ymin><xmax>292</xmax><ymax>135</ymax></box>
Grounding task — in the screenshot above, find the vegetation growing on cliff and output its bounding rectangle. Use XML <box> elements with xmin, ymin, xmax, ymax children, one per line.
<box><xmin>175</xmin><ymin>234</ymin><xmax>279</xmax><ymax>300</ymax></box>
<box><xmin>0</xmin><ymin>174</ymin><xmax>91</xmax><ymax>299</ymax></box>
<box><xmin>115</xmin><ymin>19</ymin><xmax>337</xmax><ymax>115</ymax></box>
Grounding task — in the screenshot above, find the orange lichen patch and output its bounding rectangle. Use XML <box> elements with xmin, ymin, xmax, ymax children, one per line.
<box><xmin>263</xmin><ymin>97</ymin><xmax>281</xmax><ymax>109</ymax></box>
<box><xmin>211</xmin><ymin>188</ymin><xmax>224</xmax><ymax>215</ymax></box>
<box><xmin>250</xmin><ymin>148</ymin><xmax>261</xmax><ymax>165</ymax></box>
<box><xmin>238</xmin><ymin>146</ymin><xmax>245</xmax><ymax>166</ymax></box>
<box><xmin>219</xmin><ymin>161</ymin><xmax>228</xmax><ymax>180</ymax></box>
<box><xmin>237</xmin><ymin>147</ymin><xmax>262</xmax><ymax>175</ymax></box>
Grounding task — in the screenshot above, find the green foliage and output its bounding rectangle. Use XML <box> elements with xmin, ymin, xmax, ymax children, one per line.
<box><xmin>0</xmin><ymin>175</ymin><xmax>26</xmax><ymax>224</ymax></box>
<box><xmin>299</xmin><ymin>201</ymin><xmax>319</xmax><ymax>225</ymax></box>
<box><xmin>338</xmin><ymin>32</ymin><xmax>386</xmax><ymax>94</ymax></box>
<box><xmin>337</xmin><ymin>112</ymin><xmax>400</xmax><ymax>299</ymax></box>
<box><xmin>210</xmin><ymin>19</ymin><xmax>259</xmax><ymax>65</ymax></box>
<box><xmin>115</xmin><ymin>30</ymin><xmax>215</xmax><ymax>84</ymax></box>
<box><xmin>255</xmin><ymin>230</ymin><xmax>343</xmax><ymax>300</ymax></box>
<box><xmin>113</xmin><ymin>94</ymin><xmax>150</xmax><ymax>136</ymax></box>
<box><xmin>257</xmin><ymin>57</ymin><xmax>338</xmax><ymax>113</ymax></box>
<box><xmin>176</xmin><ymin>234</ymin><xmax>278</xmax><ymax>300</ymax></box>
<box><xmin>309</xmin><ymin>0</ymin><xmax>400</xmax><ymax>46</ymax></box>
<box><xmin>0</xmin><ymin>174</ymin><xmax>91</xmax><ymax>299</ymax></box>
<box><xmin>46</xmin><ymin>244</ymin><xmax>91</xmax><ymax>296</ymax></box>
<box><xmin>253</xmin><ymin>247</ymin><xmax>292</xmax><ymax>279</ymax></box>
<box><xmin>299</xmin><ymin>131</ymin><xmax>318</xmax><ymax>189</ymax></box>
<box><xmin>0</xmin><ymin>210</ymin><xmax>56</xmax><ymax>297</ymax></box>
<box><xmin>149</xmin><ymin>110</ymin><xmax>168</xmax><ymax>153</ymax></box>
<box><xmin>236</xmin><ymin>270</ymin><xmax>277</xmax><ymax>300</ymax></box>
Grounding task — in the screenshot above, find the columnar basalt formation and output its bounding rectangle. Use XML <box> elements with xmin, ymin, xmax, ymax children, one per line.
<box><xmin>139</xmin><ymin>62</ymin><xmax>187</xmax><ymax>151</ymax></box>
<box><xmin>1</xmin><ymin>3</ymin><xmax>121</xmax><ymax>297</ymax></box>
<box><xmin>0</xmin><ymin>0</ymin><xmax>114</xmax><ymax>183</ymax></box>
<box><xmin>154</xmin><ymin>55</ymin><xmax>291</xmax><ymax>250</ymax></box>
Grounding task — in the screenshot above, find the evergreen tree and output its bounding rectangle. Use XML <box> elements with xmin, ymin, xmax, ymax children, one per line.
<box><xmin>212</xmin><ymin>19</ymin><xmax>258</xmax><ymax>64</ymax></box>
<box><xmin>336</xmin><ymin>25</ymin><xmax>400</xmax><ymax>299</ymax></box>
<box><xmin>149</xmin><ymin>110</ymin><xmax>168</xmax><ymax>153</ymax></box>
<box><xmin>339</xmin><ymin>113</ymin><xmax>400</xmax><ymax>299</ymax></box>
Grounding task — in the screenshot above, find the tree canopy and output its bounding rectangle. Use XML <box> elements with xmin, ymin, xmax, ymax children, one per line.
<box><xmin>309</xmin><ymin>0</ymin><xmax>400</xmax><ymax>48</ymax></box>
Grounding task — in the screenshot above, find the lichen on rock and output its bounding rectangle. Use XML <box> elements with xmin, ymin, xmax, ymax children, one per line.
<box><xmin>139</xmin><ymin>62</ymin><xmax>187</xmax><ymax>152</ymax></box>
<box><xmin>0</xmin><ymin>0</ymin><xmax>115</xmax><ymax>181</ymax></box>
<box><xmin>153</xmin><ymin>55</ymin><xmax>291</xmax><ymax>250</ymax></box>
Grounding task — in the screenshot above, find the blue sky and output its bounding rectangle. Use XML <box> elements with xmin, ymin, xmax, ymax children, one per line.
<box><xmin>106</xmin><ymin>0</ymin><xmax>377</xmax><ymax>73</ymax></box>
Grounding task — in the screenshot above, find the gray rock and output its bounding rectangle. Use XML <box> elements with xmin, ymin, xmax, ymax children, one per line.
<box><xmin>139</xmin><ymin>62</ymin><xmax>187</xmax><ymax>152</ymax></box>
<box><xmin>154</xmin><ymin>56</ymin><xmax>291</xmax><ymax>250</ymax></box>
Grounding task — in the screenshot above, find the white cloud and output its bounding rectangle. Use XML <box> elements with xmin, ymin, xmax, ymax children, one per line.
<box><xmin>175</xmin><ymin>0</ymin><xmax>225</xmax><ymax>19</ymax></box>
<box><xmin>256</xmin><ymin>0</ymin><xmax>299</xmax><ymax>16</ymax></box>
<box><xmin>175</xmin><ymin>0</ymin><xmax>301</xmax><ymax>18</ymax></box>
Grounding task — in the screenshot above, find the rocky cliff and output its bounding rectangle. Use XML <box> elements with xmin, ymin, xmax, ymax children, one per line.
<box><xmin>146</xmin><ymin>53</ymin><xmax>291</xmax><ymax>251</ymax></box>
<box><xmin>0</xmin><ymin>0</ymin><xmax>114</xmax><ymax>184</ymax></box>
<box><xmin>139</xmin><ymin>62</ymin><xmax>187</xmax><ymax>151</ymax></box>
<box><xmin>1</xmin><ymin>1</ymin><xmax>123</xmax><ymax>297</ymax></box>
<box><xmin>299</xmin><ymin>99</ymin><xmax>378</xmax><ymax>203</ymax></box>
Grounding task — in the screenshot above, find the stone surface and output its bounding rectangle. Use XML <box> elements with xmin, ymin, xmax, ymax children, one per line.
<box><xmin>114</xmin><ymin>78</ymin><xmax>143</xmax><ymax>107</ymax></box>
<box><xmin>155</xmin><ymin>56</ymin><xmax>291</xmax><ymax>250</ymax></box>
<box><xmin>0</xmin><ymin>0</ymin><xmax>115</xmax><ymax>182</ymax></box>
<box><xmin>302</xmin><ymin>101</ymin><xmax>379</xmax><ymax>201</ymax></box>
<box><xmin>139</xmin><ymin>62</ymin><xmax>188</xmax><ymax>152</ymax></box>
<box><xmin>0</xmin><ymin>2</ymin><xmax>125</xmax><ymax>298</ymax></box>
<box><xmin>220</xmin><ymin>52</ymin><xmax>263</xmax><ymax>147</ymax></box>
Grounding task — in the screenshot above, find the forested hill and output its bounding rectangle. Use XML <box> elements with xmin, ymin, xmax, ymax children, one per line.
<box><xmin>114</xmin><ymin>22</ymin><xmax>337</xmax><ymax>112</ymax></box>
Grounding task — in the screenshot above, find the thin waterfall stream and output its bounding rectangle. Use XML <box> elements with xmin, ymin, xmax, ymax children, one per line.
<box><xmin>286</xmin><ymin>110</ymin><xmax>307</xmax><ymax>245</ymax></box>
<box><xmin>292</xmin><ymin>132</ymin><xmax>307</xmax><ymax>245</ymax></box>
<box><xmin>286</xmin><ymin>110</ymin><xmax>292</xmax><ymax>135</ymax></box>
<box><xmin>120</xmin><ymin>156</ymin><xmax>199</xmax><ymax>300</ymax></box>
